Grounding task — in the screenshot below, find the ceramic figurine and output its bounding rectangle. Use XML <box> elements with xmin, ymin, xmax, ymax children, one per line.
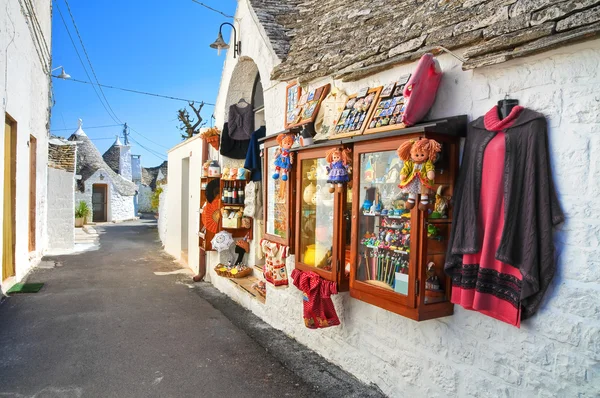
<box><xmin>397</xmin><ymin>138</ymin><xmax>442</xmax><ymax>211</ymax></box>
<box><xmin>273</xmin><ymin>133</ymin><xmax>295</xmax><ymax>181</ymax></box>
<box><xmin>306</xmin><ymin>165</ymin><xmax>317</xmax><ymax>181</ymax></box>
<box><xmin>325</xmin><ymin>147</ymin><xmax>352</xmax><ymax>193</ymax></box>
<box><xmin>237</xmin><ymin>168</ymin><xmax>248</xmax><ymax>180</ymax></box>
<box><xmin>229</xmin><ymin>167</ymin><xmax>238</xmax><ymax>180</ymax></box>
<box><xmin>431</xmin><ymin>185</ymin><xmax>450</xmax><ymax>218</ymax></box>
<box><xmin>221</xmin><ymin>167</ymin><xmax>230</xmax><ymax>179</ymax></box>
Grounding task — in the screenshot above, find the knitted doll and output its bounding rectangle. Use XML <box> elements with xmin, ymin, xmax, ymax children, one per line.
<box><xmin>397</xmin><ymin>138</ymin><xmax>441</xmax><ymax>211</ymax></box>
<box><xmin>325</xmin><ymin>147</ymin><xmax>352</xmax><ymax>193</ymax></box>
<box><xmin>272</xmin><ymin>133</ymin><xmax>295</xmax><ymax>181</ymax></box>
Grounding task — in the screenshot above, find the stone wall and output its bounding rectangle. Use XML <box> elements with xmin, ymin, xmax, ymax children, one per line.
<box><xmin>48</xmin><ymin>143</ymin><xmax>76</xmax><ymax>172</ymax></box>
<box><xmin>47</xmin><ymin>168</ymin><xmax>75</xmax><ymax>250</ymax></box>
<box><xmin>137</xmin><ymin>184</ymin><xmax>153</xmax><ymax>213</ymax></box>
<box><xmin>0</xmin><ymin>0</ymin><xmax>51</xmax><ymax>281</ymax></box>
<box><xmin>209</xmin><ymin>1</ymin><xmax>600</xmax><ymax>395</ymax></box>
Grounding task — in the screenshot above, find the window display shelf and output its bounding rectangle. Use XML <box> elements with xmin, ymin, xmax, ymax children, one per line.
<box><xmin>349</xmin><ymin>132</ymin><xmax>461</xmax><ymax>321</ymax></box>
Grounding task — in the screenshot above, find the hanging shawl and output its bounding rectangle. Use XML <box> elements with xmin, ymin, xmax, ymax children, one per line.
<box><xmin>445</xmin><ymin>108</ymin><xmax>564</xmax><ymax>320</ymax></box>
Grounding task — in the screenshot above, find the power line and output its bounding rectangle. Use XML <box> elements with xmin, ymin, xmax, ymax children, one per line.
<box><xmin>62</xmin><ymin>0</ymin><xmax>122</xmax><ymax>125</ymax></box>
<box><xmin>53</xmin><ymin>0</ymin><xmax>118</xmax><ymax>125</ymax></box>
<box><xmin>129</xmin><ymin>136</ymin><xmax>167</xmax><ymax>161</ymax></box>
<box><xmin>128</xmin><ymin>126</ymin><xmax>172</xmax><ymax>150</ymax></box>
<box><xmin>191</xmin><ymin>0</ymin><xmax>233</xmax><ymax>18</ymax></box>
<box><xmin>52</xmin><ymin>76</ymin><xmax>214</xmax><ymax>105</ymax></box>
<box><xmin>51</xmin><ymin>124</ymin><xmax>122</xmax><ymax>132</ymax></box>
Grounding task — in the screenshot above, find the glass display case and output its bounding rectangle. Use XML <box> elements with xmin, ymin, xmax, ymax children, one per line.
<box><xmin>294</xmin><ymin>146</ymin><xmax>351</xmax><ymax>288</ymax></box>
<box><xmin>350</xmin><ymin>134</ymin><xmax>459</xmax><ymax>321</ymax></box>
<box><xmin>263</xmin><ymin>137</ymin><xmax>293</xmax><ymax>246</ymax></box>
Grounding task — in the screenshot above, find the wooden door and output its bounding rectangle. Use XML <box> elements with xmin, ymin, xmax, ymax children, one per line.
<box><xmin>29</xmin><ymin>135</ymin><xmax>37</xmax><ymax>252</ymax></box>
<box><xmin>3</xmin><ymin>119</ymin><xmax>16</xmax><ymax>280</ymax></box>
<box><xmin>92</xmin><ymin>184</ymin><xmax>107</xmax><ymax>222</ymax></box>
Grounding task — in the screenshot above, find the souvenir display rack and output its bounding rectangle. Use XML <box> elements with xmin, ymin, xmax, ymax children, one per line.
<box><xmin>285</xmin><ymin>83</ymin><xmax>331</xmax><ymax>130</ymax></box>
<box><xmin>363</xmin><ymin>76</ymin><xmax>411</xmax><ymax>135</ymax></box>
<box><xmin>219</xmin><ymin>177</ymin><xmax>253</xmax><ymax>240</ymax></box>
<box><xmin>199</xmin><ymin>140</ymin><xmax>218</xmax><ymax>253</ymax></box>
<box><xmin>349</xmin><ymin>132</ymin><xmax>460</xmax><ymax>321</ymax></box>
<box><xmin>263</xmin><ymin>136</ymin><xmax>294</xmax><ymax>247</ymax></box>
<box><xmin>287</xmin><ymin>116</ymin><xmax>466</xmax><ymax>320</ymax></box>
<box><xmin>293</xmin><ymin>145</ymin><xmax>353</xmax><ymax>290</ymax></box>
<box><xmin>328</xmin><ymin>86</ymin><xmax>383</xmax><ymax>139</ymax></box>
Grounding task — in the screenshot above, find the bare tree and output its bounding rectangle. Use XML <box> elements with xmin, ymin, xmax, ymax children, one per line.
<box><xmin>177</xmin><ymin>101</ymin><xmax>206</xmax><ymax>140</ymax></box>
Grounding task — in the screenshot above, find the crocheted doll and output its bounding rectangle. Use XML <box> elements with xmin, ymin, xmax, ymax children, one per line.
<box><xmin>325</xmin><ymin>147</ymin><xmax>352</xmax><ymax>193</ymax></box>
<box><xmin>397</xmin><ymin>138</ymin><xmax>441</xmax><ymax>211</ymax></box>
<box><xmin>272</xmin><ymin>133</ymin><xmax>295</xmax><ymax>181</ymax></box>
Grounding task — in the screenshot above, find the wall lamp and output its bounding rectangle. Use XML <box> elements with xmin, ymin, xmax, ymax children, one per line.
<box><xmin>210</xmin><ymin>22</ymin><xmax>241</xmax><ymax>58</ymax></box>
<box><xmin>51</xmin><ymin>66</ymin><xmax>71</xmax><ymax>79</ymax></box>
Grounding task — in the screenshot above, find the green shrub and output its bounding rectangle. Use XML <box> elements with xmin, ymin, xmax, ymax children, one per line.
<box><xmin>75</xmin><ymin>200</ymin><xmax>91</xmax><ymax>219</ymax></box>
<box><xmin>151</xmin><ymin>184</ymin><xmax>163</xmax><ymax>212</ymax></box>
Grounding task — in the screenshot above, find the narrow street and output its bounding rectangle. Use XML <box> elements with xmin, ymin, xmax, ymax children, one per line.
<box><xmin>0</xmin><ymin>220</ymin><xmax>373</xmax><ymax>398</ymax></box>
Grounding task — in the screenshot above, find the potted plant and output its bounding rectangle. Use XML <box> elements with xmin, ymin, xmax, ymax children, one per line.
<box><xmin>75</xmin><ymin>200</ymin><xmax>90</xmax><ymax>227</ymax></box>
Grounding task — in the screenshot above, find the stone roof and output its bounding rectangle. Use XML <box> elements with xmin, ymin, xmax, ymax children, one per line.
<box><xmin>248</xmin><ymin>0</ymin><xmax>301</xmax><ymax>58</ymax></box>
<box><xmin>270</xmin><ymin>0</ymin><xmax>600</xmax><ymax>82</ymax></box>
<box><xmin>68</xmin><ymin>127</ymin><xmax>137</xmax><ymax>196</ymax></box>
<box><xmin>102</xmin><ymin>136</ymin><xmax>123</xmax><ymax>175</ymax></box>
<box><xmin>48</xmin><ymin>137</ymin><xmax>77</xmax><ymax>173</ymax></box>
<box><xmin>141</xmin><ymin>161</ymin><xmax>168</xmax><ymax>190</ymax></box>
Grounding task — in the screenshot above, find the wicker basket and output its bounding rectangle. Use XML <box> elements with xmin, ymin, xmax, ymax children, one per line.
<box><xmin>205</xmin><ymin>135</ymin><xmax>220</xmax><ymax>150</ymax></box>
<box><xmin>214</xmin><ymin>264</ymin><xmax>252</xmax><ymax>278</ymax></box>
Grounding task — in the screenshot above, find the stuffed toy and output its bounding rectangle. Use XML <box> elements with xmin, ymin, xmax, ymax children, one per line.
<box><xmin>325</xmin><ymin>147</ymin><xmax>352</xmax><ymax>193</ymax></box>
<box><xmin>272</xmin><ymin>133</ymin><xmax>295</xmax><ymax>181</ymax></box>
<box><xmin>397</xmin><ymin>138</ymin><xmax>442</xmax><ymax>211</ymax></box>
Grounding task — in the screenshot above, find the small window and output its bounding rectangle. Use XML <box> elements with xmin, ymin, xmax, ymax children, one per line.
<box><xmin>252</xmin><ymin>73</ymin><xmax>265</xmax><ymax>129</ymax></box>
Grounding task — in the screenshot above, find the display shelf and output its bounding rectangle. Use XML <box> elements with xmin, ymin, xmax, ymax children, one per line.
<box><xmin>294</xmin><ymin>145</ymin><xmax>352</xmax><ymax>290</ymax></box>
<box><xmin>263</xmin><ymin>136</ymin><xmax>294</xmax><ymax>247</ymax></box>
<box><xmin>349</xmin><ymin>132</ymin><xmax>461</xmax><ymax>321</ymax></box>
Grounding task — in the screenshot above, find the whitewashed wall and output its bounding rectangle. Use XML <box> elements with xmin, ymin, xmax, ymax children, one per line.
<box><xmin>157</xmin><ymin>184</ymin><xmax>168</xmax><ymax>246</ymax></box>
<box><xmin>47</xmin><ymin>168</ymin><xmax>75</xmax><ymax>250</ymax></box>
<box><xmin>137</xmin><ymin>184</ymin><xmax>153</xmax><ymax>213</ymax></box>
<box><xmin>75</xmin><ymin>169</ymin><xmax>135</xmax><ymax>223</ymax></box>
<box><xmin>0</xmin><ymin>0</ymin><xmax>51</xmax><ymax>281</ymax></box>
<box><xmin>163</xmin><ymin>135</ymin><xmax>203</xmax><ymax>273</ymax></box>
<box><xmin>119</xmin><ymin>145</ymin><xmax>132</xmax><ymax>181</ymax></box>
<box><xmin>209</xmin><ymin>1</ymin><xmax>600</xmax><ymax>395</ymax></box>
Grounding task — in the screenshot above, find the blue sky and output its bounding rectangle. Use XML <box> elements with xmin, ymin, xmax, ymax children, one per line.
<box><xmin>50</xmin><ymin>0</ymin><xmax>237</xmax><ymax>166</ymax></box>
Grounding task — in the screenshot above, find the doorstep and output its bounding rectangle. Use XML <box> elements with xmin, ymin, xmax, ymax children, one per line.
<box><xmin>227</xmin><ymin>275</ymin><xmax>265</xmax><ymax>304</ymax></box>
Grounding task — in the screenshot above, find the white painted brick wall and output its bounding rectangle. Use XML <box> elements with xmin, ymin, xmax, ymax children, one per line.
<box><xmin>47</xmin><ymin>168</ymin><xmax>75</xmax><ymax>250</ymax></box>
<box><xmin>210</xmin><ymin>3</ymin><xmax>600</xmax><ymax>395</ymax></box>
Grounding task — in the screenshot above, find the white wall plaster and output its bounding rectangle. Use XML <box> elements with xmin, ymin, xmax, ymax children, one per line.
<box><xmin>119</xmin><ymin>145</ymin><xmax>132</xmax><ymax>181</ymax></box>
<box><xmin>0</xmin><ymin>0</ymin><xmax>52</xmax><ymax>281</ymax></box>
<box><xmin>162</xmin><ymin>135</ymin><xmax>203</xmax><ymax>273</ymax></box>
<box><xmin>207</xmin><ymin>1</ymin><xmax>600</xmax><ymax>395</ymax></box>
<box><xmin>157</xmin><ymin>184</ymin><xmax>168</xmax><ymax>246</ymax></box>
<box><xmin>47</xmin><ymin>168</ymin><xmax>75</xmax><ymax>250</ymax></box>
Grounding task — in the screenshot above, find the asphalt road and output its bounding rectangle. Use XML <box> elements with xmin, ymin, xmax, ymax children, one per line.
<box><xmin>0</xmin><ymin>220</ymin><xmax>322</xmax><ymax>398</ymax></box>
<box><xmin>0</xmin><ymin>220</ymin><xmax>383</xmax><ymax>398</ymax></box>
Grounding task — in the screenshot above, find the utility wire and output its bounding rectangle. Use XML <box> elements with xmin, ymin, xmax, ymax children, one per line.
<box><xmin>191</xmin><ymin>0</ymin><xmax>233</xmax><ymax>18</ymax></box>
<box><xmin>53</xmin><ymin>0</ymin><xmax>118</xmax><ymax>125</ymax></box>
<box><xmin>128</xmin><ymin>126</ymin><xmax>172</xmax><ymax>150</ymax></box>
<box><xmin>129</xmin><ymin>136</ymin><xmax>167</xmax><ymax>161</ymax></box>
<box><xmin>52</xmin><ymin>76</ymin><xmax>214</xmax><ymax>105</ymax></box>
<box><xmin>51</xmin><ymin>124</ymin><xmax>122</xmax><ymax>132</ymax></box>
<box><xmin>62</xmin><ymin>0</ymin><xmax>122</xmax><ymax>124</ymax></box>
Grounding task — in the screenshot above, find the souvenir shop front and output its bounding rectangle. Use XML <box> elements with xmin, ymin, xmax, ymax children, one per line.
<box><xmin>193</xmin><ymin>5</ymin><xmax>599</xmax><ymax>394</ymax></box>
